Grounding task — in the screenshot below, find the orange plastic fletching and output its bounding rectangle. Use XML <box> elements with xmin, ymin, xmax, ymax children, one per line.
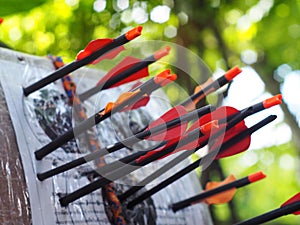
<box><xmin>100</xmin><ymin>90</ymin><xmax>140</xmax><ymax>115</ymax></box>
<box><xmin>154</xmin><ymin>69</ymin><xmax>177</xmax><ymax>86</ymax></box>
<box><xmin>154</xmin><ymin>46</ymin><xmax>171</xmax><ymax>60</ymax></box>
<box><xmin>263</xmin><ymin>94</ymin><xmax>282</xmax><ymax>109</ymax></box>
<box><xmin>281</xmin><ymin>192</ymin><xmax>300</xmax><ymax>215</ymax></box>
<box><xmin>203</xmin><ymin>174</ymin><xmax>237</xmax><ymax>205</ymax></box>
<box><xmin>125</xmin><ymin>26</ymin><xmax>143</xmax><ymax>40</ymax></box>
<box><xmin>184</xmin><ymin>78</ymin><xmax>214</xmax><ymax>111</ymax></box>
<box><xmin>224</xmin><ymin>66</ymin><xmax>242</xmax><ymax>81</ymax></box>
<box><xmin>248</xmin><ymin>171</ymin><xmax>266</xmax><ymax>183</ymax></box>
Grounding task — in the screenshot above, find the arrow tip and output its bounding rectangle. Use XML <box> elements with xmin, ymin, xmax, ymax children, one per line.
<box><xmin>224</xmin><ymin>66</ymin><xmax>242</xmax><ymax>81</ymax></box>
<box><xmin>263</xmin><ymin>94</ymin><xmax>282</xmax><ymax>109</ymax></box>
<box><xmin>154</xmin><ymin>46</ymin><xmax>171</xmax><ymax>60</ymax></box>
<box><xmin>248</xmin><ymin>171</ymin><xmax>266</xmax><ymax>183</ymax></box>
<box><xmin>125</xmin><ymin>26</ymin><xmax>143</xmax><ymax>40</ymax></box>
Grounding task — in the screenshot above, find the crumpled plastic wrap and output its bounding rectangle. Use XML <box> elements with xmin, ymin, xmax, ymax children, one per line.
<box><xmin>0</xmin><ymin>47</ymin><xmax>213</xmax><ymax>225</ymax></box>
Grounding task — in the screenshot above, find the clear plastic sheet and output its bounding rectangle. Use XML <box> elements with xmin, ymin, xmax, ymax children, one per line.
<box><xmin>0</xmin><ymin>47</ymin><xmax>213</xmax><ymax>225</ymax></box>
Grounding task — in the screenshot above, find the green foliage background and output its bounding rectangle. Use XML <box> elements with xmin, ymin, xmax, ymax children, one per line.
<box><xmin>1</xmin><ymin>0</ymin><xmax>300</xmax><ymax>224</ymax></box>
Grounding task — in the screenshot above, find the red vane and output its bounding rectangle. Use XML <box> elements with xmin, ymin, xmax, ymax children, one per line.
<box><xmin>93</xmin><ymin>46</ymin><xmax>125</xmax><ymax>64</ymax></box>
<box><xmin>224</xmin><ymin>66</ymin><xmax>242</xmax><ymax>81</ymax></box>
<box><xmin>248</xmin><ymin>171</ymin><xmax>266</xmax><ymax>183</ymax></box>
<box><xmin>214</xmin><ymin>123</ymin><xmax>250</xmax><ymax>160</ymax></box>
<box><xmin>76</xmin><ymin>38</ymin><xmax>112</xmax><ymax>60</ymax></box>
<box><xmin>146</xmin><ymin>105</ymin><xmax>188</xmax><ymax>141</ymax></box>
<box><xmin>96</xmin><ymin>56</ymin><xmax>149</xmax><ymax>87</ymax></box>
<box><xmin>76</xmin><ymin>39</ymin><xmax>125</xmax><ymax>64</ymax></box>
<box><xmin>0</xmin><ymin>18</ymin><xmax>3</xmax><ymax>24</ymax></box>
<box><xmin>129</xmin><ymin>81</ymin><xmax>143</xmax><ymax>91</ymax></box>
<box><xmin>154</xmin><ymin>46</ymin><xmax>171</xmax><ymax>60</ymax></box>
<box><xmin>263</xmin><ymin>94</ymin><xmax>282</xmax><ymax>109</ymax></box>
<box><xmin>135</xmin><ymin>145</ymin><xmax>166</xmax><ymax>164</ymax></box>
<box><xmin>125</xmin><ymin>26</ymin><xmax>143</xmax><ymax>40</ymax></box>
<box><xmin>281</xmin><ymin>192</ymin><xmax>300</xmax><ymax>215</ymax></box>
<box><xmin>122</xmin><ymin>96</ymin><xmax>150</xmax><ymax>112</ymax></box>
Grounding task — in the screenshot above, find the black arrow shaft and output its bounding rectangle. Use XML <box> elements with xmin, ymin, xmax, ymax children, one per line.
<box><xmin>171</xmin><ymin>177</ymin><xmax>250</xmax><ymax>212</ymax></box>
<box><xmin>234</xmin><ymin>201</ymin><xmax>300</xmax><ymax>225</ymax></box>
<box><xmin>126</xmin><ymin>115</ymin><xmax>276</xmax><ymax>208</ymax></box>
<box><xmin>35</xmin><ymin>78</ymin><xmax>160</xmax><ymax>160</ymax></box>
<box><xmin>78</xmin><ymin>55</ymin><xmax>156</xmax><ymax>101</ymax></box>
<box><xmin>37</xmin><ymin>106</ymin><xmax>212</xmax><ymax>180</ymax></box>
<box><xmin>23</xmin><ymin>35</ymin><xmax>129</xmax><ymax>96</ymax></box>
<box><xmin>58</xmin><ymin>108</ymin><xmax>267</xmax><ymax>206</ymax></box>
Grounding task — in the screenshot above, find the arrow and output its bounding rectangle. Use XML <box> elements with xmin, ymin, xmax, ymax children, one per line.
<box><xmin>133</xmin><ymin>94</ymin><xmax>282</xmax><ymax>164</ymax></box>
<box><xmin>116</xmin><ymin>109</ymin><xmax>252</xmax><ymax>204</ymax></box>
<box><xmin>36</xmin><ymin>105</ymin><xmax>213</xmax><ymax>181</ymax></box>
<box><xmin>234</xmin><ymin>192</ymin><xmax>300</xmax><ymax>225</ymax></box>
<box><xmin>23</xmin><ymin>26</ymin><xmax>142</xmax><ymax>96</ymax></box>
<box><xmin>78</xmin><ymin>46</ymin><xmax>171</xmax><ymax>101</ymax></box>
<box><xmin>125</xmin><ymin>115</ymin><xmax>276</xmax><ymax>209</ymax></box>
<box><xmin>93</xmin><ymin>94</ymin><xmax>281</xmax><ymax>188</ymax></box>
<box><xmin>115</xmin><ymin>108</ymin><xmax>254</xmax><ymax>200</ymax></box>
<box><xmin>171</xmin><ymin>171</ymin><xmax>266</xmax><ymax>212</ymax></box>
<box><xmin>181</xmin><ymin>66</ymin><xmax>242</xmax><ymax>111</ymax></box>
<box><xmin>58</xmin><ymin>120</ymin><xmax>217</xmax><ymax>207</ymax></box>
<box><xmin>34</xmin><ymin>69</ymin><xmax>176</xmax><ymax>160</ymax></box>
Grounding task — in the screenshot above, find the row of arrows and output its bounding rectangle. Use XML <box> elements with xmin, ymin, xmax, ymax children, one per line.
<box><xmin>23</xmin><ymin>26</ymin><xmax>300</xmax><ymax>224</ymax></box>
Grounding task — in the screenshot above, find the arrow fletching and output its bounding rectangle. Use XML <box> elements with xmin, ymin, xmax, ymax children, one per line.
<box><xmin>281</xmin><ymin>192</ymin><xmax>300</xmax><ymax>215</ymax></box>
<box><xmin>145</xmin><ymin>105</ymin><xmax>188</xmax><ymax>141</ymax></box>
<box><xmin>96</xmin><ymin>56</ymin><xmax>148</xmax><ymax>87</ymax></box>
<box><xmin>135</xmin><ymin>120</ymin><xmax>219</xmax><ymax>164</ymax></box>
<box><xmin>204</xmin><ymin>174</ymin><xmax>237</xmax><ymax>204</ymax></box>
<box><xmin>214</xmin><ymin>115</ymin><xmax>277</xmax><ymax>160</ymax></box>
<box><xmin>76</xmin><ymin>38</ymin><xmax>125</xmax><ymax>64</ymax></box>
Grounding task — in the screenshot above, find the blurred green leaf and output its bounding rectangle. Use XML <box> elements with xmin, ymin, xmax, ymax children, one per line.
<box><xmin>0</xmin><ymin>0</ymin><xmax>48</xmax><ymax>16</ymax></box>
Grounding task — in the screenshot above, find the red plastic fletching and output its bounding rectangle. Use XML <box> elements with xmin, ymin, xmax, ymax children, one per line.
<box><xmin>159</xmin><ymin>120</ymin><xmax>219</xmax><ymax>157</ymax></box>
<box><xmin>96</xmin><ymin>56</ymin><xmax>149</xmax><ymax>87</ymax></box>
<box><xmin>121</xmin><ymin>96</ymin><xmax>150</xmax><ymax>112</ymax></box>
<box><xmin>281</xmin><ymin>192</ymin><xmax>300</xmax><ymax>215</ymax></box>
<box><xmin>263</xmin><ymin>94</ymin><xmax>282</xmax><ymax>109</ymax></box>
<box><xmin>145</xmin><ymin>105</ymin><xmax>188</xmax><ymax>141</ymax></box>
<box><xmin>248</xmin><ymin>171</ymin><xmax>266</xmax><ymax>183</ymax></box>
<box><xmin>76</xmin><ymin>38</ymin><xmax>125</xmax><ymax>64</ymax></box>
<box><xmin>0</xmin><ymin>18</ymin><xmax>3</xmax><ymax>24</ymax></box>
<box><xmin>224</xmin><ymin>66</ymin><xmax>242</xmax><ymax>81</ymax></box>
<box><xmin>135</xmin><ymin>120</ymin><xmax>218</xmax><ymax>163</ymax></box>
<box><xmin>214</xmin><ymin>123</ymin><xmax>250</xmax><ymax>159</ymax></box>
